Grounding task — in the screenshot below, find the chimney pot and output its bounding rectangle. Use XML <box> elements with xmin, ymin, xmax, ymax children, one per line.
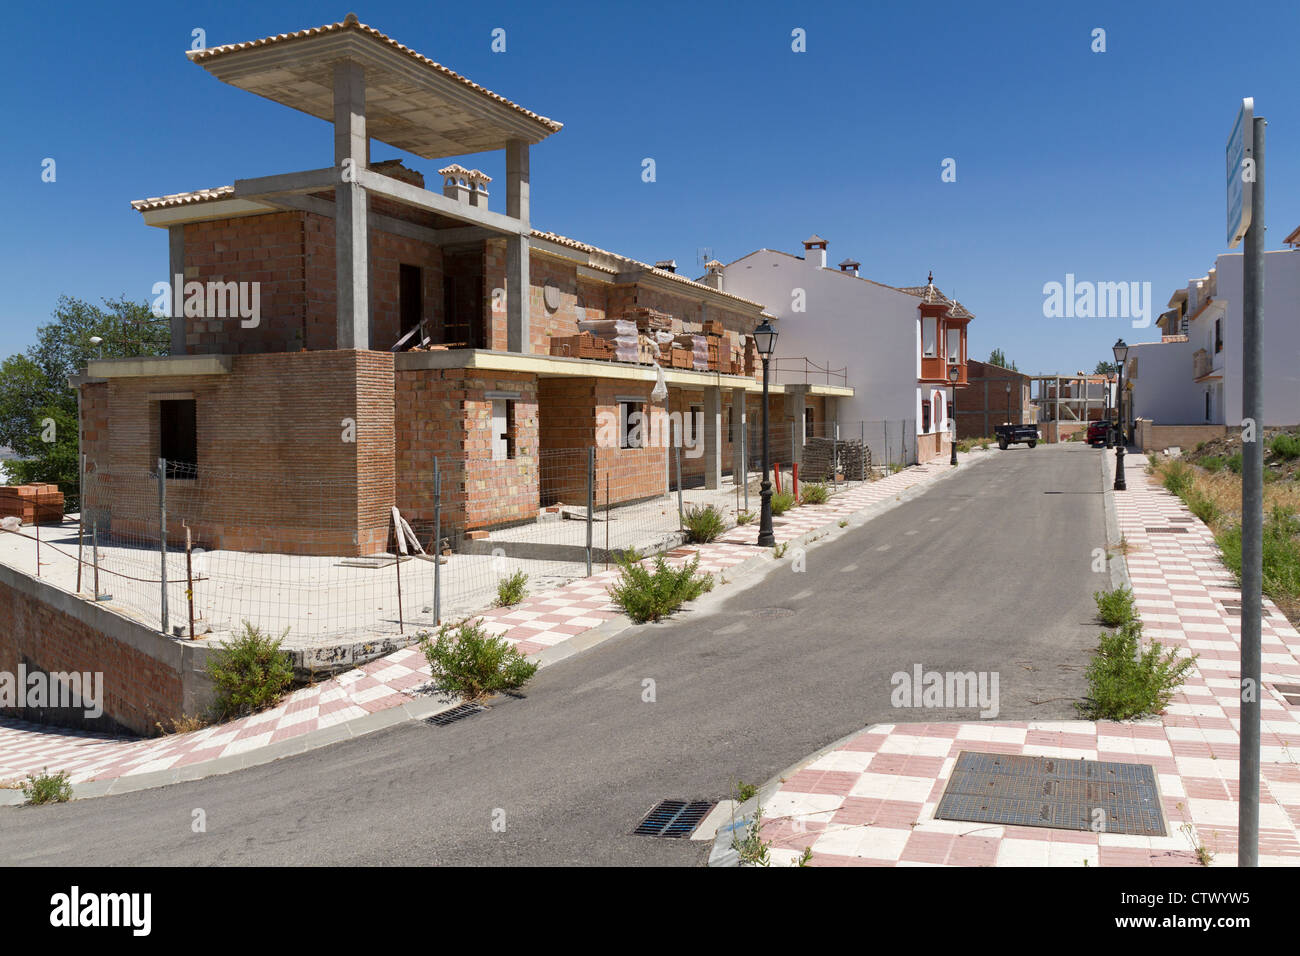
<box><xmin>438</xmin><ymin>164</ymin><xmax>472</xmax><ymax>204</ymax></box>
<box><xmin>655</xmin><ymin>259</ymin><xmax>677</xmax><ymax>274</ymax></box>
<box><xmin>802</xmin><ymin>234</ymin><xmax>828</xmax><ymax>269</ymax></box>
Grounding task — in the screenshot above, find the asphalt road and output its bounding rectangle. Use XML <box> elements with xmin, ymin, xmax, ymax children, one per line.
<box><xmin>0</xmin><ymin>443</ymin><xmax>1108</xmax><ymax>866</ymax></box>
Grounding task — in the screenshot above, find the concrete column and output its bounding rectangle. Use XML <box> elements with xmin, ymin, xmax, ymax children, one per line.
<box><xmin>168</xmin><ymin>226</ymin><xmax>185</xmax><ymax>355</ymax></box>
<box><xmin>333</xmin><ymin>60</ymin><xmax>369</xmax><ymax>350</ymax></box>
<box><xmin>730</xmin><ymin>386</ymin><xmax>748</xmax><ymax>481</ymax></box>
<box><xmin>506</xmin><ymin>139</ymin><xmax>530</xmax><ymax>354</ymax></box>
<box><xmin>702</xmin><ymin>386</ymin><xmax>723</xmax><ymax>490</ymax></box>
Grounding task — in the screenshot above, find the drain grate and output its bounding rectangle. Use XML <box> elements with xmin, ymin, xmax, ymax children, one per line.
<box><xmin>633</xmin><ymin>800</ymin><xmax>716</xmax><ymax>838</ymax></box>
<box><xmin>424</xmin><ymin>703</ymin><xmax>486</xmax><ymax>726</ymax></box>
<box><xmin>935</xmin><ymin>751</ymin><xmax>1165</xmax><ymax>836</ymax></box>
<box><xmin>1146</xmin><ymin>526</ymin><xmax>1189</xmax><ymax>534</ymax></box>
<box><xmin>1273</xmin><ymin>684</ymin><xmax>1300</xmax><ymax>707</ymax></box>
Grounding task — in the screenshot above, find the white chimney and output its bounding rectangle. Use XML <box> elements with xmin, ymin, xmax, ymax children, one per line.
<box><xmin>703</xmin><ymin>259</ymin><xmax>724</xmax><ymax>290</ymax></box>
<box><xmin>439</xmin><ymin>164</ymin><xmax>471</xmax><ymax>203</ymax></box>
<box><xmin>803</xmin><ymin>234</ymin><xmax>828</xmax><ymax>269</ymax></box>
<box><xmin>466</xmin><ymin>169</ymin><xmax>492</xmax><ymax>210</ymax></box>
<box><xmin>838</xmin><ymin>258</ymin><xmax>860</xmax><ymax>277</ymax></box>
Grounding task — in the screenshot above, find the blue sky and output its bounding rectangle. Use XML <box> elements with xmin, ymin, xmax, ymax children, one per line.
<box><xmin>2</xmin><ymin>0</ymin><xmax>1297</xmax><ymax>374</ymax></box>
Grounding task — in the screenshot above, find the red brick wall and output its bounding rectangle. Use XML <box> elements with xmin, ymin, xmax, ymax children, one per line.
<box><xmin>394</xmin><ymin>367</ymin><xmax>540</xmax><ymax>537</ymax></box>
<box><xmin>182</xmin><ymin>213</ymin><xmax>307</xmax><ymax>354</ymax></box>
<box><xmin>80</xmin><ymin>351</ymin><xmax>394</xmax><ymax>556</ymax></box>
<box><xmin>0</xmin><ymin>570</ymin><xmax>191</xmax><ymax>735</ymax></box>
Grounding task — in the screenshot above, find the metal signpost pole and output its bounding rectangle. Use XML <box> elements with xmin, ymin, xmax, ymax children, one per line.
<box><xmin>1231</xmin><ymin>99</ymin><xmax>1265</xmax><ymax>867</ymax></box>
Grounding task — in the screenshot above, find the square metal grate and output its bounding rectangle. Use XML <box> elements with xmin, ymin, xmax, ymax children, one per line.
<box><xmin>935</xmin><ymin>751</ymin><xmax>1166</xmax><ymax>836</ymax></box>
<box><xmin>633</xmin><ymin>800</ymin><xmax>716</xmax><ymax>838</ymax></box>
<box><xmin>1273</xmin><ymin>684</ymin><xmax>1300</xmax><ymax>707</ymax></box>
<box><xmin>424</xmin><ymin>703</ymin><xmax>485</xmax><ymax>726</ymax></box>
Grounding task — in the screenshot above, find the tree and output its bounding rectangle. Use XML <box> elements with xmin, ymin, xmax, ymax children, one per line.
<box><xmin>1094</xmin><ymin>360</ymin><xmax>1118</xmax><ymax>376</ymax></box>
<box><xmin>987</xmin><ymin>348</ymin><xmax>1019</xmax><ymax>372</ymax></box>
<box><xmin>0</xmin><ymin>296</ymin><xmax>168</xmax><ymax>506</ymax></box>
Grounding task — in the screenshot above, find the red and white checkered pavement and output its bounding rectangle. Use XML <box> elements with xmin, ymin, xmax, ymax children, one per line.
<box><xmin>757</xmin><ymin>455</ymin><xmax>1300</xmax><ymax>867</ymax></box>
<box><xmin>1</xmin><ymin>453</ymin><xmax>978</xmax><ymax>789</ymax></box>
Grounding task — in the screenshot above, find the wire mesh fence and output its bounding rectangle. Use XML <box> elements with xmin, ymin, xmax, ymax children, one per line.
<box><xmin>4</xmin><ymin>427</ymin><xmax>919</xmax><ymax>651</ymax></box>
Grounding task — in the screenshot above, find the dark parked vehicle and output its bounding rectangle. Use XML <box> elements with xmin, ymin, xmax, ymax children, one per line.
<box><xmin>1087</xmin><ymin>420</ymin><xmax>1112</xmax><ymax>447</ymax></box>
<box><xmin>994</xmin><ymin>423</ymin><xmax>1039</xmax><ymax>449</ymax></box>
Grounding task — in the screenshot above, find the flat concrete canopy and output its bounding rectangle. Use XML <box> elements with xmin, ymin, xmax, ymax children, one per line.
<box><xmin>188</xmin><ymin>14</ymin><xmax>562</xmax><ymax>157</ymax></box>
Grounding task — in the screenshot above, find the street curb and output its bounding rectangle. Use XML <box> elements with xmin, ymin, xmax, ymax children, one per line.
<box><xmin>2</xmin><ymin>453</ymin><xmax>995</xmax><ymax>806</ymax></box>
<box><xmin>1101</xmin><ymin>445</ymin><xmax>1134</xmax><ymax>593</ymax></box>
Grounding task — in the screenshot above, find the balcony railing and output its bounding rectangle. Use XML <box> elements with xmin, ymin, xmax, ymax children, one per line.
<box><xmin>769</xmin><ymin>356</ymin><xmax>848</xmax><ymax>387</ymax></box>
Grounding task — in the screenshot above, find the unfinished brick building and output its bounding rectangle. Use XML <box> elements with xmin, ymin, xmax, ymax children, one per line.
<box><xmin>74</xmin><ymin>15</ymin><xmax>850</xmax><ymax>557</ymax></box>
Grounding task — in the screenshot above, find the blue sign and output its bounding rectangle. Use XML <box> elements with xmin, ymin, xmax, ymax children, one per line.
<box><xmin>1226</xmin><ymin>98</ymin><xmax>1253</xmax><ymax>248</ymax></box>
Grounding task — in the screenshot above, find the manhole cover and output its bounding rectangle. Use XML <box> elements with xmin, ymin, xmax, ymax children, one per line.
<box><xmin>935</xmin><ymin>751</ymin><xmax>1166</xmax><ymax>836</ymax></box>
<box><xmin>745</xmin><ymin>607</ymin><xmax>796</xmax><ymax>619</ymax></box>
<box><xmin>424</xmin><ymin>703</ymin><xmax>485</xmax><ymax>726</ymax></box>
<box><xmin>633</xmin><ymin>800</ymin><xmax>715</xmax><ymax>838</ymax></box>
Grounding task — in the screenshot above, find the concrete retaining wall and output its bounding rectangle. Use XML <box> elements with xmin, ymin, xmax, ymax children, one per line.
<box><xmin>0</xmin><ymin>563</ymin><xmax>215</xmax><ymax>735</ymax></box>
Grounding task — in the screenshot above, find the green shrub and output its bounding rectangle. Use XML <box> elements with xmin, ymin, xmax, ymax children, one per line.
<box><xmin>770</xmin><ymin>490</ymin><xmax>796</xmax><ymax>515</ymax></box>
<box><xmin>1227</xmin><ymin>453</ymin><xmax>1243</xmax><ymax>474</ymax></box>
<box><xmin>419</xmin><ymin>618</ymin><xmax>538</xmax><ymax>701</ymax></box>
<box><xmin>1270</xmin><ymin>433</ymin><xmax>1300</xmax><ymax>461</ymax></box>
<box><xmin>735</xmin><ymin>510</ymin><xmax>755</xmax><ymax>526</ymax></box>
<box><xmin>682</xmin><ymin>503</ymin><xmax>727</xmax><ymax>543</ymax></box>
<box><xmin>21</xmin><ymin>768</ymin><xmax>72</xmax><ymax>805</ymax></box>
<box><xmin>889</xmin><ymin>462</ymin><xmax>905</xmax><ymax>474</ymax></box>
<box><xmin>1093</xmin><ymin>586</ymin><xmax>1135</xmax><ymax>627</ymax></box>
<box><xmin>606</xmin><ymin>553</ymin><xmax>713</xmax><ymax>623</ymax></box>
<box><xmin>1186</xmin><ymin>490</ymin><xmax>1220</xmax><ymax>527</ymax></box>
<box><xmin>1078</xmin><ymin>620</ymin><xmax>1197</xmax><ymax>720</ymax></box>
<box><xmin>1161</xmin><ymin>460</ymin><xmax>1194</xmax><ymax>497</ymax></box>
<box><xmin>1217</xmin><ymin>505</ymin><xmax>1300</xmax><ymax>611</ymax></box>
<box><xmin>494</xmin><ymin>569</ymin><xmax>529</xmax><ymax>607</ymax></box>
<box><xmin>800</xmin><ymin>482</ymin><xmax>830</xmax><ymax>505</ymax></box>
<box><xmin>207</xmin><ymin>622</ymin><xmax>295</xmax><ymax>720</ymax></box>
<box><xmin>1199</xmin><ymin>455</ymin><xmax>1226</xmax><ymax>473</ymax></box>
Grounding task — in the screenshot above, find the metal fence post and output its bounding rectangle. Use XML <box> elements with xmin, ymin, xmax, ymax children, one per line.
<box><xmin>742</xmin><ymin>425</ymin><xmax>749</xmax><ymax>513</ymax></box>
<box><xmin>585</xmin><ymin>447</ymin><xmax>594</xmax><ymax>575</ymax></box>
<box><xmin>883</xmin><ymin>420</ymin><xmax>889</xmax><ymax>472</ymax></box>
<box><xmin>433</xmin><ymin>457</ymin><xmax>442</xmax><ymax>625</ymax></box>
<box><xmin>76</xmin><ymin>453</ymin><xmax>85</xmax><ymax>593</ymax></box>
<box><xmin>674</xmin><ymin>443</ymin><xmax>684</xmax><ymax>529</ymax></box>
<box><xmin>157</xmin><ymin>457</ymin><xmax>168</xmax><ymax>635</ymax></box>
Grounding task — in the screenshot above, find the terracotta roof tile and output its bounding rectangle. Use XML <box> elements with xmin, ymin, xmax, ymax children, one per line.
<box><xmin>187</xmin><ymin>14</ymin><xmax>561</xmax><ymax>134</ymax></box>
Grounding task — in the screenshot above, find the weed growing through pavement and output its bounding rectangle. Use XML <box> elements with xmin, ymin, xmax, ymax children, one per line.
<box><xmin>800</xmin><ymin>482</ymin><xmax>829</xmax><ymax>505</ymax></box>
<box><xmin>731</xmin><ymin>806</ymin><xmax>772</xmax><ymax>866</ymax></box>
<box><xmin>21</xmin><ymin>768</ymin><xmax>71</xmax><ymax>805</ymax></box>
<box><xmin>606</xmin><ymin>552</ymin><xmax>713</xmax><ymax>623</ymax></box>
<box><xmin>735</xmin><ymin>510</ymin><xmax>755</xmax><ymax>526</ymax></box>
<box><xmin>1093</xmin><ymin>586</ymin><xmax>1136</xmax><ymax>627</ymax></box>
<box><xmin>682</xmin><ymin>503</ymin><xmax>727</xmax><ymax>543</ymax></box>
<box><xmin>770</xmin><ymin>490</ymin><xmax>796</xmax><ymax>516</ymax></box>
<box><xmin>419</xmin><ymin>618</ymin><xmax>538</xmax><ymax>701</ymax></box>
<box><xmin>206</xmin><ymin>622</ymin><xmax>295</xmax><ymax>720</ymax></box>
<box><xmin>494</xmin><ymin>569</ymin><xmax>529</xmax><ymax>607</ymax></box>
<box><xmin>1078</xmin><ymin>619</ymin><xmax>1196</xmax><ymax>720</ymax></box>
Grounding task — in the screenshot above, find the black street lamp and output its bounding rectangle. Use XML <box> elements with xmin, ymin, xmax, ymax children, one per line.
<box><xmin>1005</xmin><ymin>381</ymin><xmax>1012</xmax><ymax>427</ymax></box>
<box><xmin>1112</xmin><ymin>339</ymin><xmax>1129</xmax><ymax>491</ymax></box>
<box><xmin>754</xmin><ymin>319</ymin><xmax>778</xmax><ymax>547</ymax></box>
<box><xmin>948</xmin><ymin>365</ymin><xmax>960</xmax><ymax>466</ymax></box>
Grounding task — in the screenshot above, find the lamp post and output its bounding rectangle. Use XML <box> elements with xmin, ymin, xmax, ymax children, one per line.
<box><xmin>948</xmin><ymin>365</ymin><xmax>960</xmax><ymax>466</ymax></box>
<box><xmin>754</xmin><ymin>319</ymin><xmax>778</xmax><ymax>547</ymax></box>
<box><xmin>1005</xmin><ymin>382</ymin><xmax>1012</xmax><ymax>428</ymax></box>
<box><xmin>1112</xmin><ymin>339</ymin><xmax>1129</xmax><ymax>491</ymax></box>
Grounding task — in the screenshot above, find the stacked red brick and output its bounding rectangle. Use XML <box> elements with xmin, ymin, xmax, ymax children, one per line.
<box><xmin>0</xmin><ymin>484</ymin><xmax>64</xmax><ymax>525</ymax></box>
